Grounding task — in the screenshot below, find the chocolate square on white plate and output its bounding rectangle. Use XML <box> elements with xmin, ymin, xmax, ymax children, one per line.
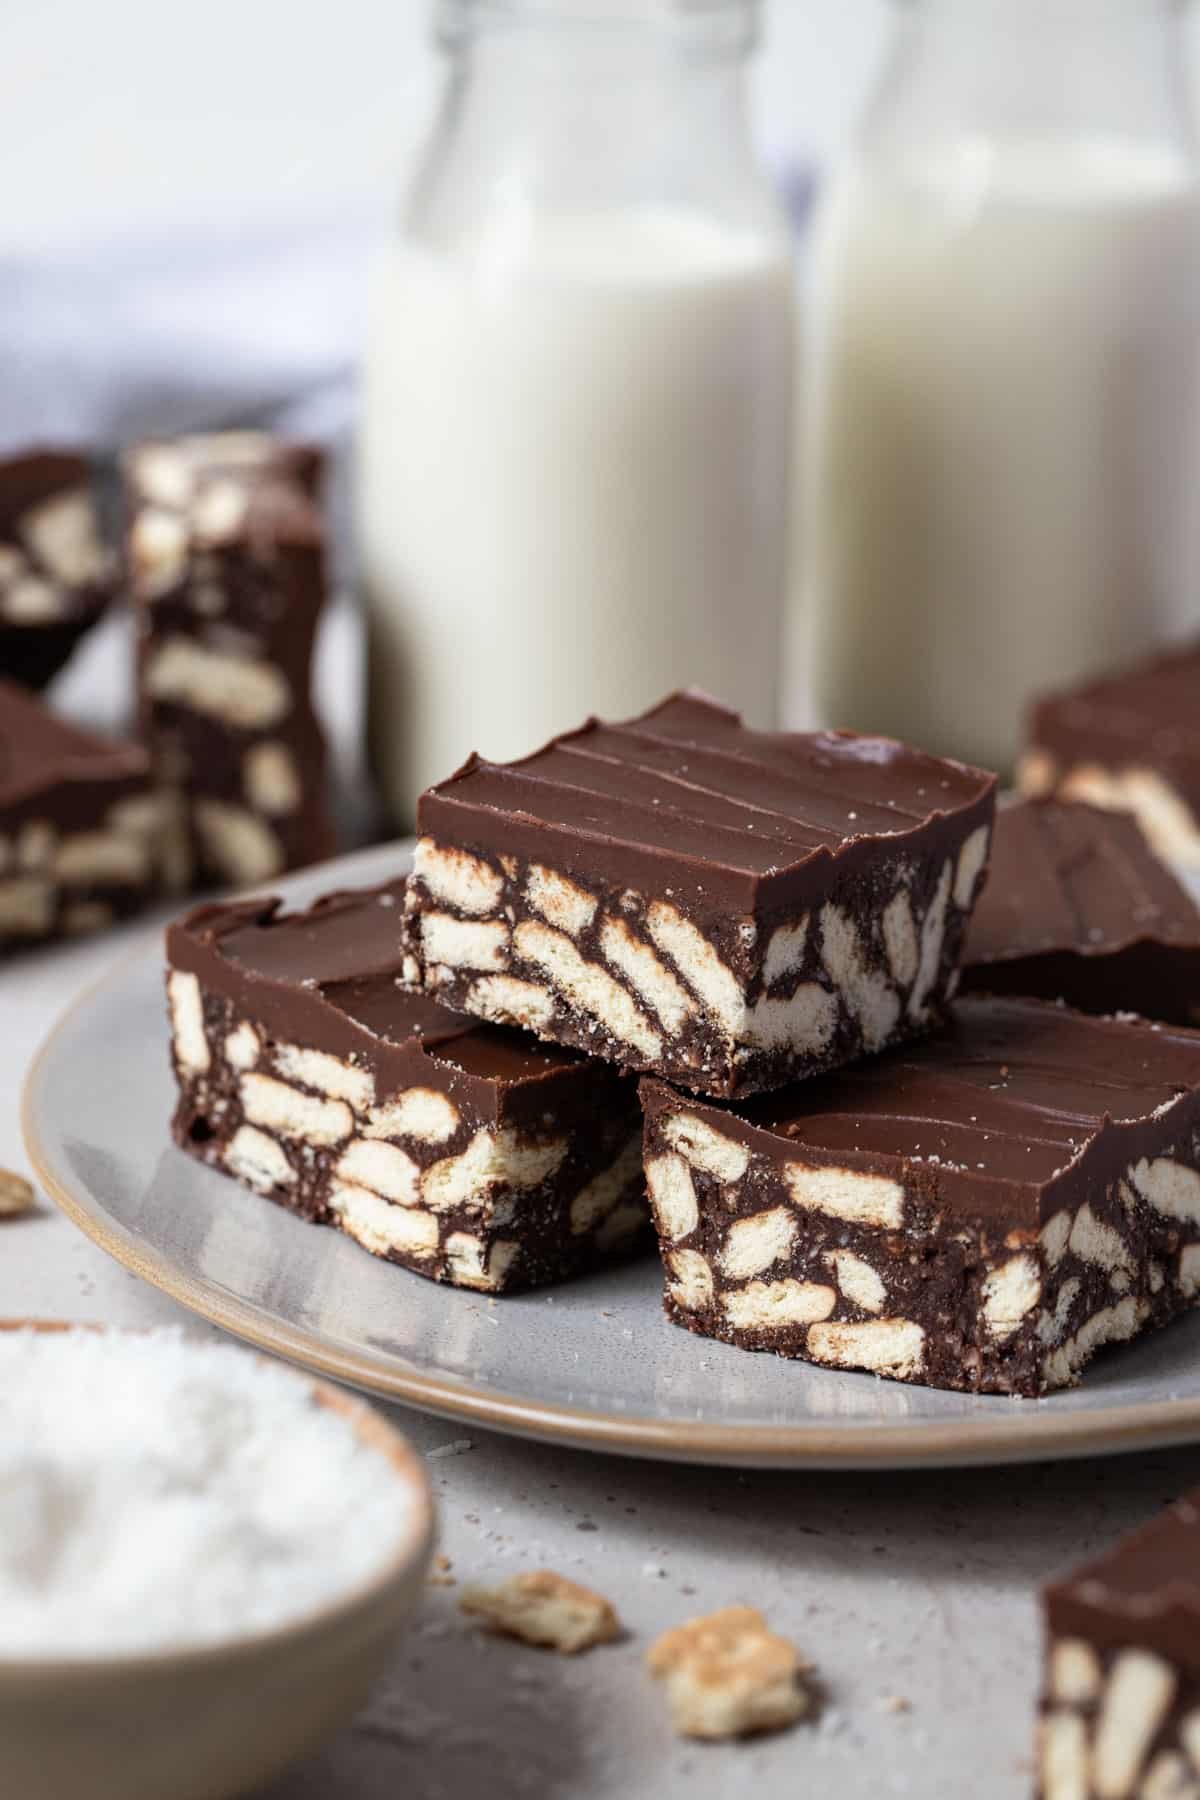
<box><xmin>641</xmin><ymin>995</ymin><xmax>1200</xmax><ymax>1396</ymax></box>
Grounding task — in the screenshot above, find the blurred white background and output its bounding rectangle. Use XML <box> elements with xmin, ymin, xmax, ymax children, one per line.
<box><xmin>0</xmin><ymin>1</ymin><xmax>885</xmax><ymax>253</ymax></box>
<box><xmin>9</xmin><ymin>0</ymin><xmax>1200</xmax><ymax>439</ymax></box>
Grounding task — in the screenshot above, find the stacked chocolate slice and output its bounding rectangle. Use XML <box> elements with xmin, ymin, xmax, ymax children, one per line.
<box><xmin>167</xmin><ymin>880</ymin><xmax>647</xmax><ymax>1294</ymax></box>
<box><xmin>126</xmin><ymin>433</ymin><xmax>335</xmax><ymax>892</ymax></box>
<box><xmin>165</xmin><ymin>687</ymin><xmax>1200</xmax><ymax>1392</ymax></box>
<box><xmin>0</xmin><ymin>678</ymin><xmax>161</xmax><ymax>950</ymax></box>
<box><xmin>0</xmin><ymin>451</ymin><xmax>115</xmax><ymax>691</ymax></box>
<box><xmin>1</xmin><ymin>433</ymin><xmax>336</xmax><ymax>959</ymax></box>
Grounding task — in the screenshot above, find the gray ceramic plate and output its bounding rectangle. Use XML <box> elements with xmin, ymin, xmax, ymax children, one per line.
<box><xmin>23</xmin><ymin>843</ymin><xmax>1200</xmax><ymax>1469</ymax></box>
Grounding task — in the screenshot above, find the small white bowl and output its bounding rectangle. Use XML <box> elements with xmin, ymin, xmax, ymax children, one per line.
<box><xmin>0</xmin><ymin>1324</ymin><xmax>436</xmax><ymax>1800</ymax></box>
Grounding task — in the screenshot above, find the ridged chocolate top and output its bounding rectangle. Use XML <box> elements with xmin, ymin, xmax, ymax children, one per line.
<box><xmin>0</xmin><ymin>677</ymin><xmax>149</xmax><ymax>810</ymax></box>
<box><xmin>643</xmin><ymin>996</ymin><xmax>1200</xmax><ymax>1224</ymax></box>
<box><xmin>966</xmin><ymin>800</ymin><xmax>1200</xmax><ymax>964</ymax></box>
<box><xmin>1045</xmin><ymin>1488</ymin><xmax>1200</xmax><ymax>1677</ymax></box>
<box><xmin>1029</xmin><ymin>639</ymin><xmax>1200</xmax><ymax>774</ymax></box>
<box><xmin>419</xmin><ymin>692</ymin><xmax>996</xmax><ymax>915</ymax></box>
<box><xmin>167</xmin><ymin>879</ymin><xmax>629</xmax><ymax>1124</ymax></box>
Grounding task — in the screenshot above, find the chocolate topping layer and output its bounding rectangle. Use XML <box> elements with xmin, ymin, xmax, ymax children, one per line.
<box><xmin>0</xmin><ymin>677</ymin><xmax>149</xmax><ymax>814</ymax></box>
<box><xmin>644</xmin><ymin>995</ymin><xmax>1200</xmax><ymax>1225</ymax></box>
<box><xmin>418</xmin><ymin>691</ymin><xmax>996</xmax><ymax>919</ymax></box>
<box><xmin>168</xmin><ymin>880</ymin><xmax>630</xmax><ymax>1128</ymax></box>
<box><xmin>1029</xmin><ymin>639</ymin><xmax>1200</xmax><ymax>773</ymax></box>
<box><xmin>1046</xmin><ymin>1489</ymin><xmax>1200</xmax><ymax>1678</ymax></box>
<box><xmin>969</xmin><ymin>801</ymin><xmax>1199</xmax><ymax>961</ymax></box>
<box><xmin>963</xmin><ymin>800</ymin><xmax>1200</xmax><ymax>1023</ymax></box>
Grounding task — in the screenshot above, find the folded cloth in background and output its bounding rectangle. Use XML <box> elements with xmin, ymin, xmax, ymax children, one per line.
<box><xmin>0</xmin><ymin>214</ymin><xmax>372</xmax><ymax>454</ymax></box>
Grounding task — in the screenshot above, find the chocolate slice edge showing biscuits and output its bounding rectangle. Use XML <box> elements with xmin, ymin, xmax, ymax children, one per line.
<box><xmin>166</xmin><ymin>877</ymin><xmax>650</xmax><ymax>1293</ymax></box>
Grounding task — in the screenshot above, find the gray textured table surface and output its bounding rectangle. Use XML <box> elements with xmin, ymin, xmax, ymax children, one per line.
<box><xmin>7</xmin><ymin>629</ymin><xmax>1200</xmax><ymax>1800</ymax></box>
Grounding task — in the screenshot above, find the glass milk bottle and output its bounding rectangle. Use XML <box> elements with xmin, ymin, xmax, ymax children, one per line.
<box><xmin>799</xmin><ymin>0</ymin><xmax>1200</xmax><ymax>774</ymax></box>
<box><xmin>359</xmin><ymin>0</ymin><xmax>795</xmax><ymax>819</ymax></box>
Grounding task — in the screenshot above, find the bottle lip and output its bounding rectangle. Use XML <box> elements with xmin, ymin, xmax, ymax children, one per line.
<box><xmin>435</xmin><ymin>0</ymin><xmax>761</xmax><ymax>54</ymax></box>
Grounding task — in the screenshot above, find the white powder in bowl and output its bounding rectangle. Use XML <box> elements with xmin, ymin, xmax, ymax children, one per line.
<box><xmin>0</xmin><ymin>1329</ymin><xmax>420</xmax><ymax>1658</ymax></box>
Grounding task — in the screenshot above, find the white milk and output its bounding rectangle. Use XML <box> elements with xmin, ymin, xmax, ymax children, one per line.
<box><xmin>801</xmin><ymin>139</ymin><xmax>1200</xmax><ymax>773</ymax></box>
<box><xmin>359</xmin><ymin>208</ymin><xmax>794</xmax><ymax>811</ymax></box>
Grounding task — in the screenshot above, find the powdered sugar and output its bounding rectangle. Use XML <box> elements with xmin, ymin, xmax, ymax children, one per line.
<box><xmin>0</xmin><ymin>1329</ymin><xmax>418</xmax><ymax>1657</ymax></box>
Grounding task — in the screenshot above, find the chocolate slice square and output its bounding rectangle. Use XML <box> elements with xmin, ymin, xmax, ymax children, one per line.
<box><xmin>166</xmin><ymin>878</ymin><xmax>648</xmax><ymax>1292</ymax></box>
<box><xmin>0</xmin><ymin>677</ymin><xmax>159</xmax><ymax>951</ymax></box>
<box><xmin>963</xmin><ymin>799</ymin><xmax>1200</xmax><ymax>1025</ymax></box>
<box><xmin>0</xmin><ymin>450</ymin><xmax>114</xmax><ymax>690</ymax></box>
<box><xmin>640</xmin><ymin>996</ymin><xmax>1200</xmax><ymax>1396</ymax></box>
<box><xmin>1039</xmin><ymin>1490</ymin><xmax>1200</xmax><ymax>1799</ymax></box>
<box><xmin>401</xmin><ymin>692</ymin><xmax>996</xmax><ymax>1099</ymax></box>
<box><xmin>127</xmin><ymin>432</ymin><xmax>336</xmax><ymax>893</ymax></box>
<box><xmin>1021</xmin><ymin>638</ymin><xmax>1200</xmax><ymax>868</ymax></box>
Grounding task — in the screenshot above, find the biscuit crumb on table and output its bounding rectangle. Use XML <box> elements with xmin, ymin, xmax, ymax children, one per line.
<box><xmin>459</xmin><ymin>1570</ymin><xmax>621</xmax><ymax>1653</ymax></box>
<box><xmin>646</xmin><ymin>1606</ymin><xmax>813</xmax><ymax>1740</ymax></box>
<box><xmin>0</xmin><ymin>1169</ymin><xmax>34</xmax><ymax>1217</ymax></box>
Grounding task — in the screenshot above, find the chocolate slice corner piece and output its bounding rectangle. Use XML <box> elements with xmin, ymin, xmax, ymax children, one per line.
<box><xmin>401</xmin><ymin>691</ymin><xmax>997</xmax><ymax>1100</ymax></box>
<box><xmin>127</xmin><ymin>432</ymin><xmax>336</xmax><ymax>895</ymax></box>
<box><xmin>1038</xmin><ymin>1490</ymin><xmax>1200</xmax><ymax>1800</ymax></box>
<box><xmin>165</xmin><ymin>877</ymin><xmax>649</xmax><ymax>1293</ymax></box>
<box><xmin>0</xmin><ymin>676</ymin><xmax>160</xmax><ymax>952</ymax></box>
<box><xmin>1020</xmin><ymin>637</ymin><xmax>1200</xmax><ymax>868</ymax></box>
<box><xmin>0</xmin><ymin>449</ymin><xmax>114</xmax><ymax>691</ymax></box>
<box><xmin>963</xmin><ymin>798</ymin><xmax>1200</xmax><ymax>1026</ymax></box>
<box><xmin>639</xmin><ymin>995</ymin><xmax>1200</xmax><ymax>1397</ymax></box>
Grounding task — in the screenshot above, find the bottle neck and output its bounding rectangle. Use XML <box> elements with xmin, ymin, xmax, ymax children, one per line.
<box><xmin>864</xmin><ymin>0</ymin><xmax>1194</xmax><ymax>157</ymax></box>
<box><xmin>436</xmin><ymin>1</ymin><xmax>759</xmax><ymax>58</ymax></box>
<box><xmin>407</xmin><ymin>1</ymin><xmax>779</xmax><ymax>255</ymax></box>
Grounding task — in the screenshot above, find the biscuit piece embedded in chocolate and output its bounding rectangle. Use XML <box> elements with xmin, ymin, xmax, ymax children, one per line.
<box><xmin>963</xmin><ymin>799</ymin><xmax>1200</xmax><ymax>1025</ymax></box>
<box><xmin>401</xmin><ymin>691</ymin><xmax>996</xmax><ymax>1100</ymax></box>
<box><xmin>0</xmin><ymin>450</ymin><xmax>114</xmax><ymax>690</ymax></box>
<box><xmin>127</xmin><ymin>433</ymin><xmax>335</xmax><ymax>892</ymax></box>
<box><xmin>1021</xmin><ymin>637</ymin><xmax>1200</xmax><ymax>868</ymax></box>
<box><xmin>1038</xmin><ymin>1489</ymin><xmax>1200</xmax><ymax>1799</ymax></box>
<box><xmin>165</xmin><ymin>877</ymin><xmax>649</xmax><ymax>1292</ymax></box>
<box><xmin>640</xmin><ymin>995</ymin><xmax>1200</xmax><ymax>1396</ymax></box>
<box><xmin>0</xmin><ymin>677</ymin><xmax>159</xmax><ymax>952</ymax></box>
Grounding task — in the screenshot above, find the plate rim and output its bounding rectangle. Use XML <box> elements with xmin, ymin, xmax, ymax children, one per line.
<box><xmin>21</xmin><ymin>869</ymin><xmax>1200</xmax><ymax>1471</ymax></box>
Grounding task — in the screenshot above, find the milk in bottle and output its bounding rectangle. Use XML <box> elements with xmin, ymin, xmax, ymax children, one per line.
<box><xmin>799</xmin><ymin>0</ymin><xmax>1200</xmax><ymax>773</ymax></box>
<box><xmin>360</xmin><ymin>1</ymin><xmax>794</xmax><ymax>815</ymax></box>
